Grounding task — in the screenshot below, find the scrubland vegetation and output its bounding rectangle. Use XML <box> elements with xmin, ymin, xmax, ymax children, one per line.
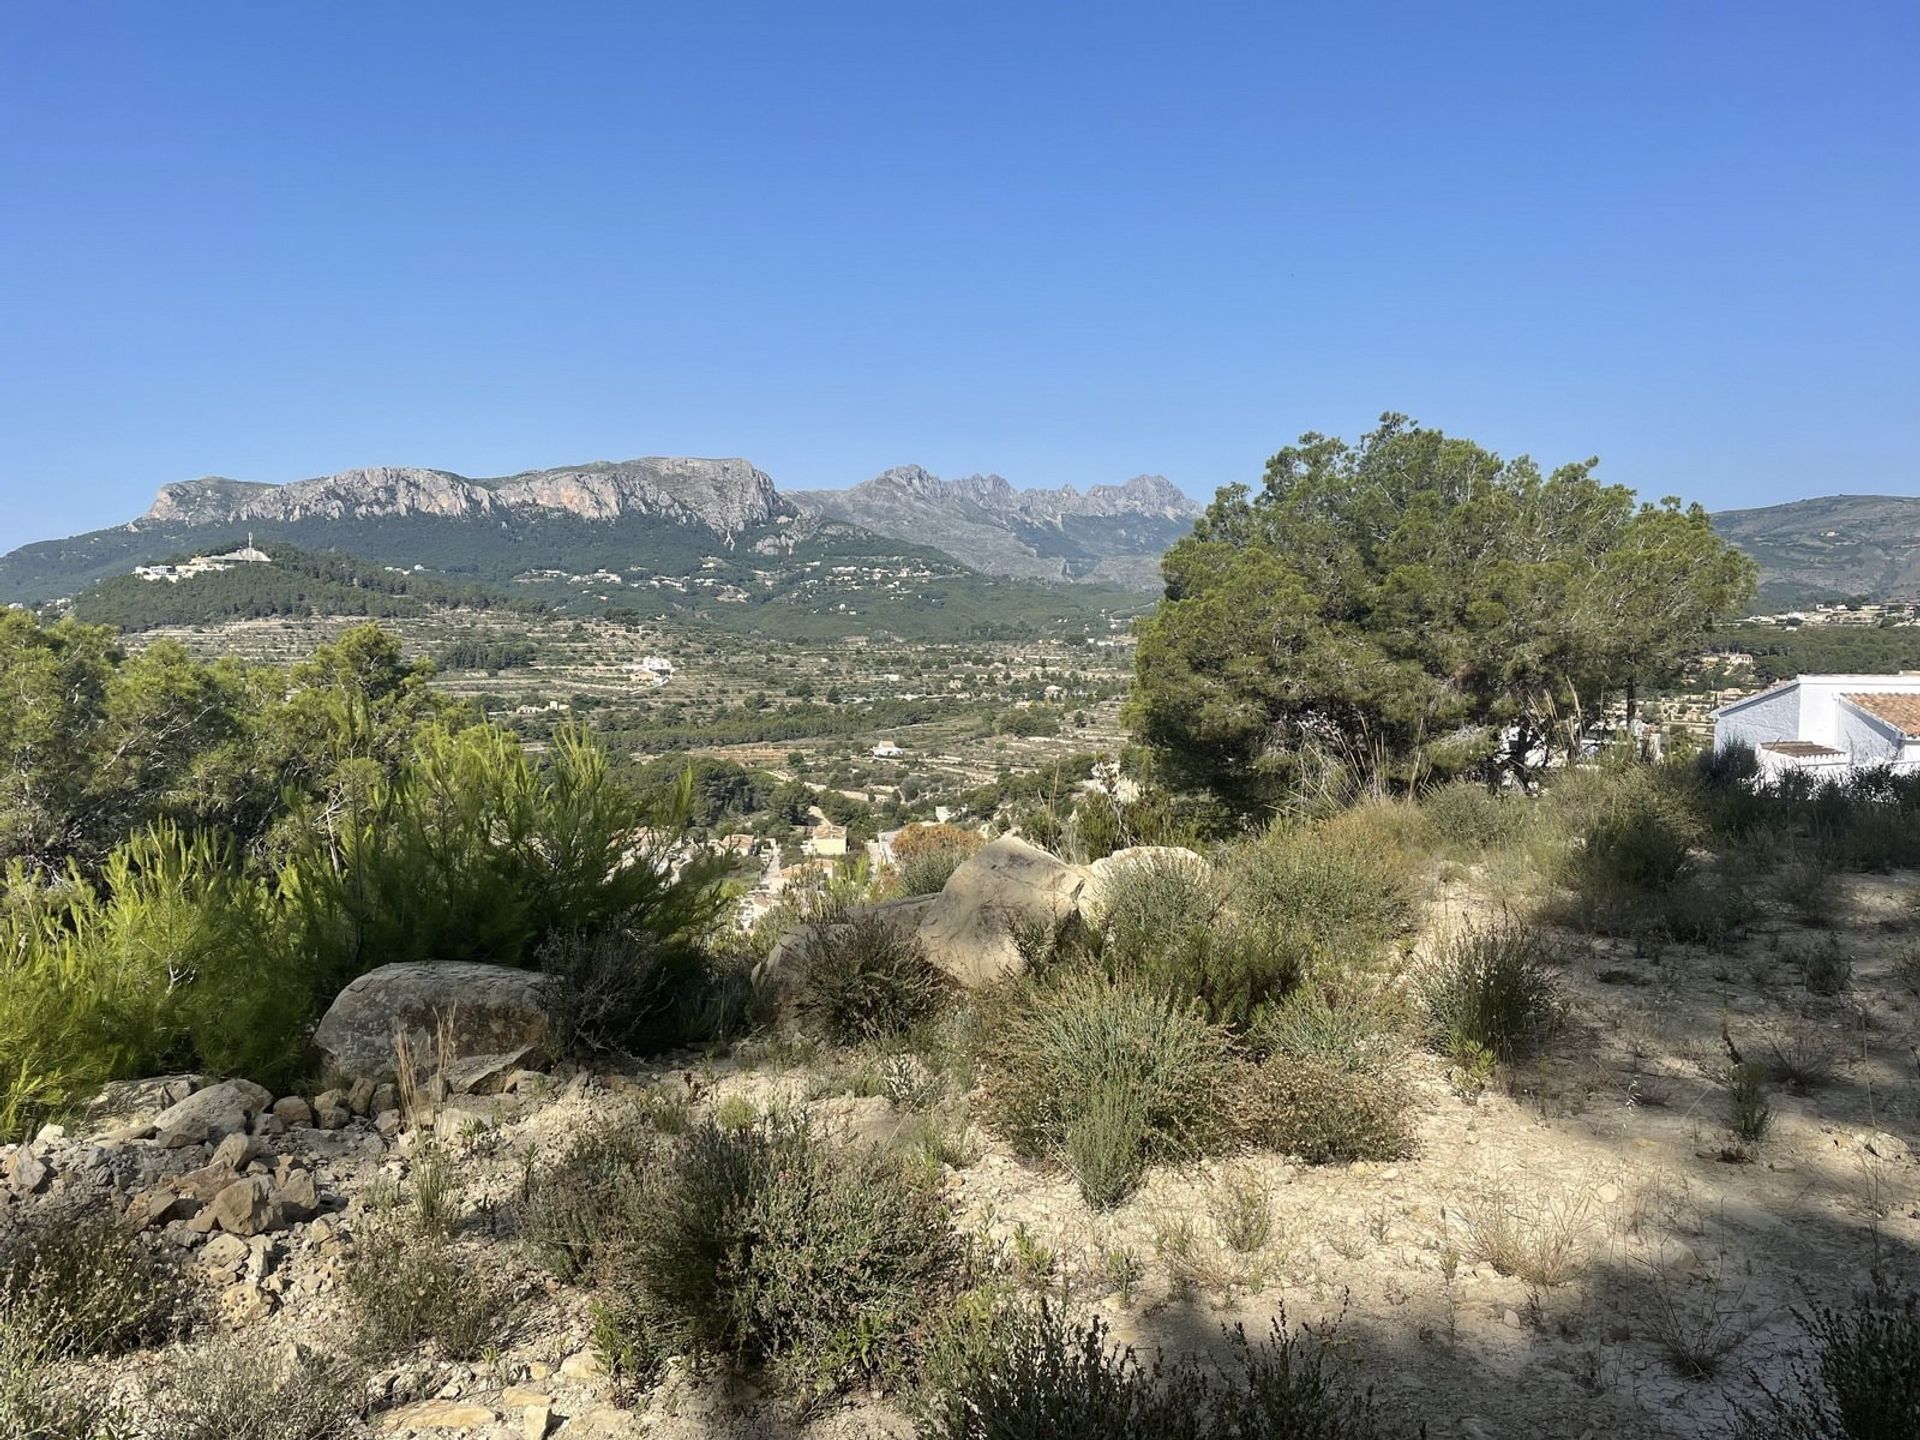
<box><xmin>4</xmin><ymin>423</ymin><xmax>1919</xmax><ymax>1438</ymax></box>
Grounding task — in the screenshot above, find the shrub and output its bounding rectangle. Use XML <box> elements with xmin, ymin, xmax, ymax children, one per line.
<box><xmin>1797</xmin><ymin>937</ymin><xmax>1853</xmax><ymax>996</ymax></box>
<box><xmin>1553</xmin><ymin>763</ymin><xmax>1704</xmax><ymax>916</ymax></box>
<box><xmin>798</xmin><ymin>913</ymin><xmax>947</xmax><ymax>1044</ymax></box>
<box><xmin>918</xmin><ymin>1301</ymin><xmax>1382</xmax><ymax>1440</ymax></box>
<box><xmin>979</xmin><ymin>973</ymin><xmax>1242</xmax><ymax>1207</ymax></box>
<box><xmin>538</xmin><ymin>925</ymin><xmax>729</xmax><ymax>1060</ymax></box>
<box><xmin>1777</xmin><ymin>860</ymin><xmax>1841</xmax><ymax>929</ymax></box>
<box><xmin>0</xmin><ymin>1211</ymin><xmax>182</xmax><ymax>1359</ymax></box>
<box><xmin>287</xmin><ymin>725</ymin><xmax>730</xmax><ymax>994</ymax></box>
<box><xmin>0</xmin><ymin>829</ymin><xmax>309</xmax><ymax>1139</ymax></box>
<box><xmin>340</xmin><ymin>1211</ymin><xmax>508</xmax><ymax>1361</ymax></box>
<box><xmin>1249</xmin><ymin>987</ymin><xmax>1409</xmax><ymax>1072</ymax></box>
<box><xmin>1735</xmin><ymin>1284</ymin><xmax>1920</xmax><ymax>1439</ymax></box>
<box><xmin>896</xmin><ymin>847</ymin><xmax>972</xmax><ymax>897</ymax></box>
<box><xmin>0</xmin><ymin>1287</ymin><xmax>130</xmax><ymax>1440</ymax></box>
<box><xmin>1726</xmin><ymin>1062</ymin><xmax>1772</xmax><ymax>1144</ymax></box>
<box><xmin>594</xmin><ymin>1116</ymin><xmax>961</xmax><ymax>1399</ymax></box>
<box><xmin>1062</xmin><ymin>1080</ymin><xmax>1150</xmax><ymax>1211</ymax></box>
<box><xmin>140</xmin><ymin>1338</ymin><xmax>367</xmax><ymax>1440</ymax></box>
<box><xmin>1249</xmin><ymin>1056</ymin><xmax>1414</xmax><ymax>1164</ymax></box>
<box><xmin>1223</xmin><ymin>816</ymin><xmax>1417</xmax><ymax>988</ymax></box>
<box><xmin>1418</xmin><ymin>919</ymin><xmax>1562</xmax><ymax>1064</ymax></box>
<box><xmin>518</xmin><ymin>1119</ymin><xmax>656</xmax><ymax>1282</ymax></box>
<box><xmin>1422</xmin><ymin>781</ymin><xmax>1534</xmax><ymax>853</ymax></box>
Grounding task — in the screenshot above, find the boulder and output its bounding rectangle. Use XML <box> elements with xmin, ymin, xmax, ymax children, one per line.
<box><xmin>86</xmin><ymin>1074</ymin><xmax>206</xmax><ymax>1130</ymax></box>
<box><xmin>1076</xmin><ymin>845</ymin><xmax>1212</xmax><ymax>920</ymax></box>
<box><xmin>312</xmin><ymin>961</ymin><xmax>551</xmax><ymax>1085</ymax></box>
<box><xmin>151</xmin><ymin>1079</ymin><xmax>274</xmax><ymax>1146</ymax></box>
<box><xmin>913</xmin><ymin>836</ymin><xmax>1087</xmax><ymax>986</ymax></box>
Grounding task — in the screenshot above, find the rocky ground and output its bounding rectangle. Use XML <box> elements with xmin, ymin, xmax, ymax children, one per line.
<box><xmin>5</xmin><ymin>858</ymin><xmax>1917</xmax><ymax>1439</ymax></box>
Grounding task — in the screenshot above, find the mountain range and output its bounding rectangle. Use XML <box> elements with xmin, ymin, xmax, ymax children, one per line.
<box><xmin>4</xmin><ymin>456</ymin><xmax>1916</xmax><ymax>621</ymax></box>
<box><xmin>788</xmin><ymin>466</ymin><xmax>1199</xmax><ymax>590</ymax></box>
<box><xmin>1708</xmin><ymin>495</ymin><xmax>1920</xmax><ymax>608</ymax></box>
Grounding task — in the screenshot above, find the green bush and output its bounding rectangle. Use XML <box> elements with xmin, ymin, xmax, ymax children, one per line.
<box><xmin>518</xmin><ymin>1116</ymin><xmax>656</xmax><ymax>1283</ymax></box>
<box><xmin>288</xmin><ymin>725</ymin><xmax>730</xmax><ymax>992</ymax></box>
<box><xmin>798</xmin><ymin>913</ymin><xmax>947</xmax><ymax>1045</ymax></box>
<box><xmin>594</xmin><ymin>1116</ymin><xmax>961</xmax><ymax>1399</ymax></box>
<box><xmin>1572</xmin><ymin>772</ymin><xmax>1701</xmax><ymax>898</ymax></box>
<box><xmin>140</xmin><ymin>1337</ymin><xmax>367</xmax><ymax>1440</ymax></box>
<box><xmin>1418</xmin><ymin>919</ymin><xmax>1562</xmax><ymax>1064</ymax></box>
<box><xmin>340</xmin><ymin>1211</ymin><xmax>508</xmax><ymax>1361</ymax></box>
<box><xmin>1422</xmin><ymin>781</ymin><xmax>1534</xmax><ymax>852</ymax></box>
<box><xmin>1249</xmin><ymin>987</ymin><xmax>1409</xmax><ymax>1072</ymax></box>
<box><xmin>0</xmin><ymin>1211</ymin><xmax>183</xmax><ymax>1361</ymax></box>
<box><xmin>896</xmin><ymin>847</ymin><xmax>971</xmax><ymax>898</ymax></box>
<box><xmin>1221</xmin><ymin>814</ymin><xmax>1417</xmax><ymax>994</ymax></box>
<box><xmin>918</xmin><ymin>1300</ymin><xmax>1383</xmax><ymax>1440</ymax></box>
<box><xmin>1736</xmin><ymin>1285</ymin><xmax>1919</xmax><ymax>1439</ymax></box>
<box><xmin>0</xmin><ymin>828</ymin><xmax>309</xmax><ymax>1139</ymax></box>
<box><xmin>1250</xmin><ymin>1055</ymin><xmax>1414</xmax><ymax>1163</ymax></box>
<box><xmin>979</xmin><ymin>973</ymin><xmax>1242</xmax><ymax>1207</ymax></box>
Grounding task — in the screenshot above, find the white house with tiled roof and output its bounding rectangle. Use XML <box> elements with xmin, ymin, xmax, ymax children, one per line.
<box><xmin>1712</xmin><ymin>674</ymin><xmax>1920</xmax><ymax>778</ymax></box>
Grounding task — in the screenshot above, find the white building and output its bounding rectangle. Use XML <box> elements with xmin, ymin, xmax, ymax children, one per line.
<box><xmin>1712</xmin><ymin>674</ymin><xmax>1920</xmax><ymax>778</ymax></box>
<box><xmin>871</xmin><ymin>740</ymin><xmax>904</xmax><ymax>759</ymax></box>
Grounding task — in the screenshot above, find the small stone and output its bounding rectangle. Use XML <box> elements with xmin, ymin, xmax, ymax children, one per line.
<box><xmin>210</xmin><ymin>1132</ymin><xmax>258</xmax><ymax>1170</ymax></box>
<box><xmin>524</xmin><ymin>1361</ymin><xmax>553</xmax><ymax>1381</ymax></box>
<box><xmin>208</xmin><ymin>1176</ymin><xmax>281</xmax><ymax>1237</ymax></box>
<box><xmin>559</xmin><ymin>1350</ymin><xmax>605</xmax><ymax>1382</ymax></box>
<box><xmin>392</xmin><ymin>1400</ymin><xmax>496</xmax><ymax>1429</ymax></box>
<box><xmin>371</xmin><ymin>1083</ymin><xmax>398</xmax><ymax>1115</ymax></box>
<box><xmin>502</xmin><ymin>1388</ymin><xmax>553</xmax><ymax>1408</ymax></box>
<box><xmin>31</xmin><ymin>1124</ymin><xmax>66</xmax><ymax>1146</ymax></box>
<box><xmin>199</xmin><ymin>1232</ymin><xmax>250</xmax><ymax>1272</ymax></box>
<box><xmin>219</xmin><ymin>1281</ymin><xmax>275</xmax><ymax>1324</ymax></box>
<box><xmin>251</xmin><ymin>1113</ymin><xmax>288</xmax><ymax>1139</ymax></box>
<box><xmin>524</xmin><ymin>1404</ymin><xmax>552</xmax><ymax>1440</ymax></box>
<box><xmin>346</xmin><ymin>1077</ymin><xmax>377</xmax><ymax>1116</ymax></box>
<box><xmin>374</xmin><ymin>1110</ymin><xmax>403</xmax><ymax>1139</ymax></box>
<box><xmin>1502</xmin><ymin>1307</ymin><xmax>1522</xmax><ymax>1329</ymax></box>
<box><xmin>141</xmin><ymin>1192</ymin><xmax>203</xmax><ymax>1228</ymax></box>
<box><xmin>271</xmin><ymin>1096</ymin><xmax>315</xmax><ymax>1128</ymax></box>
<box><xmin>314</xmin><ymin>1104</ymin><xmax>350</xmax><ymax>1132</ymax></box>
<box><xmin>4</xmin><ymin>1147</ymin><xmax>48</xmax><ymax>1196</ymax></box>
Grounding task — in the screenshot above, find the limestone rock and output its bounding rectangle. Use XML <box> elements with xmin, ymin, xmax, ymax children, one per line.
<box><xmin>271</xmin><ymin>1096</ymin><xmax>315</xmax><ymax>1128</ymax></box>
<box><xmin>313</xmin><ymin>961</ymin><xmax>551</xmax><ymax>1084</ymax></box>
<box><xmin>208</xmin><ymin>1175</ymin><xmax>281</xmax><ymax>1237</ymax></box>
<box><xmin>151</xmin><ymin>1079</ymin><xmax>273</xmax><ymax>1146</ymax></box>
<box><xmin>913</xmin><ymin>836</ymin><xmax>1086</xmax><ymax>986</ymax></box>
<box><xmin>3</xmin><ymin>1146</ymin><xmax>48</xmax><ymax>1196</ymax></box>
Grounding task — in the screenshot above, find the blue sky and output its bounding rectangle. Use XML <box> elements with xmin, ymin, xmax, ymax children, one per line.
<box><xmin>2</xmin><ymin>1</ymin><xmax>1915</xmax><ymax>551</ymax></box>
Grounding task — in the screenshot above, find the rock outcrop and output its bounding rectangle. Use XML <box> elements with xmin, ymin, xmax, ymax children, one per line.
<box><xmin>914</xmin><ymin>836</ymin><xmax>1087</xmax><ymax>986</ymax></box>
<box><xmin>313</xmin><ymin>961</ymin><xmax>551</xmax><ymax>1085</ymax></box>
<box><xmin>142</xmin><ymin>457</ymin><xmax>785</xmax><ymax>541</ymax></box>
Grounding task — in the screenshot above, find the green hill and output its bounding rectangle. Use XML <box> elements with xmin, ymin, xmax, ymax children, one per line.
<box><xmin>67</xmin><ymin>544</ymin><xmax>525</xmax><ymax>631</ymax></box>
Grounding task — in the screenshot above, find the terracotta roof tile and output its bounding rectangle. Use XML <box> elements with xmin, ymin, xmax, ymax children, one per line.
<box><xmin>1843</xmin><ymin>692</ymin><xmax>1920</xmax><ymax>737</ymax></box>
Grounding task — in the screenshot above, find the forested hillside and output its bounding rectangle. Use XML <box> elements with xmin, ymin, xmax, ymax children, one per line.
<box><xmin>67</xmin><ymin>544</ymin><xmax>527</xmax><ymax>630</ymax></box>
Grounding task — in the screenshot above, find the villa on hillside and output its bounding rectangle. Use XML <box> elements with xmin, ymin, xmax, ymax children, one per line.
<box><xmin>1712</xmin><ymin>674</ymin><xmax>1920</xmax><ymax>779</ymax></box>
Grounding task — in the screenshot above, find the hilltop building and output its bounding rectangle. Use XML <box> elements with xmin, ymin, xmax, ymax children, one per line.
<box><xmin>133</xmin><ymin>535</ymin><xmax>272</xmax><ymax>583</ymax></box>
<box><xmin>1712</xmin><ymin>674</ymin><xmax>1920</xmax><ymax>779</ymax></box>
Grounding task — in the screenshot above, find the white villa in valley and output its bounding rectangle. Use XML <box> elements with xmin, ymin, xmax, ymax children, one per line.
<box><xmin>1712</xmin><ymin>674</ymin><xmax>1920</xmax><ymax>779</ymax></box>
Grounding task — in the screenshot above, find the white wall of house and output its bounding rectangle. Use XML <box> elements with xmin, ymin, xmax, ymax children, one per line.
<box><xmin>1714</xmin><ymin>674</ymin><xmax>1920</xmax><ymax>775</ymax></box>
<box><xmin>1714</xmin><ymin>683</ymin><xmax>1801</xmax><ymax>753</ymax></box>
